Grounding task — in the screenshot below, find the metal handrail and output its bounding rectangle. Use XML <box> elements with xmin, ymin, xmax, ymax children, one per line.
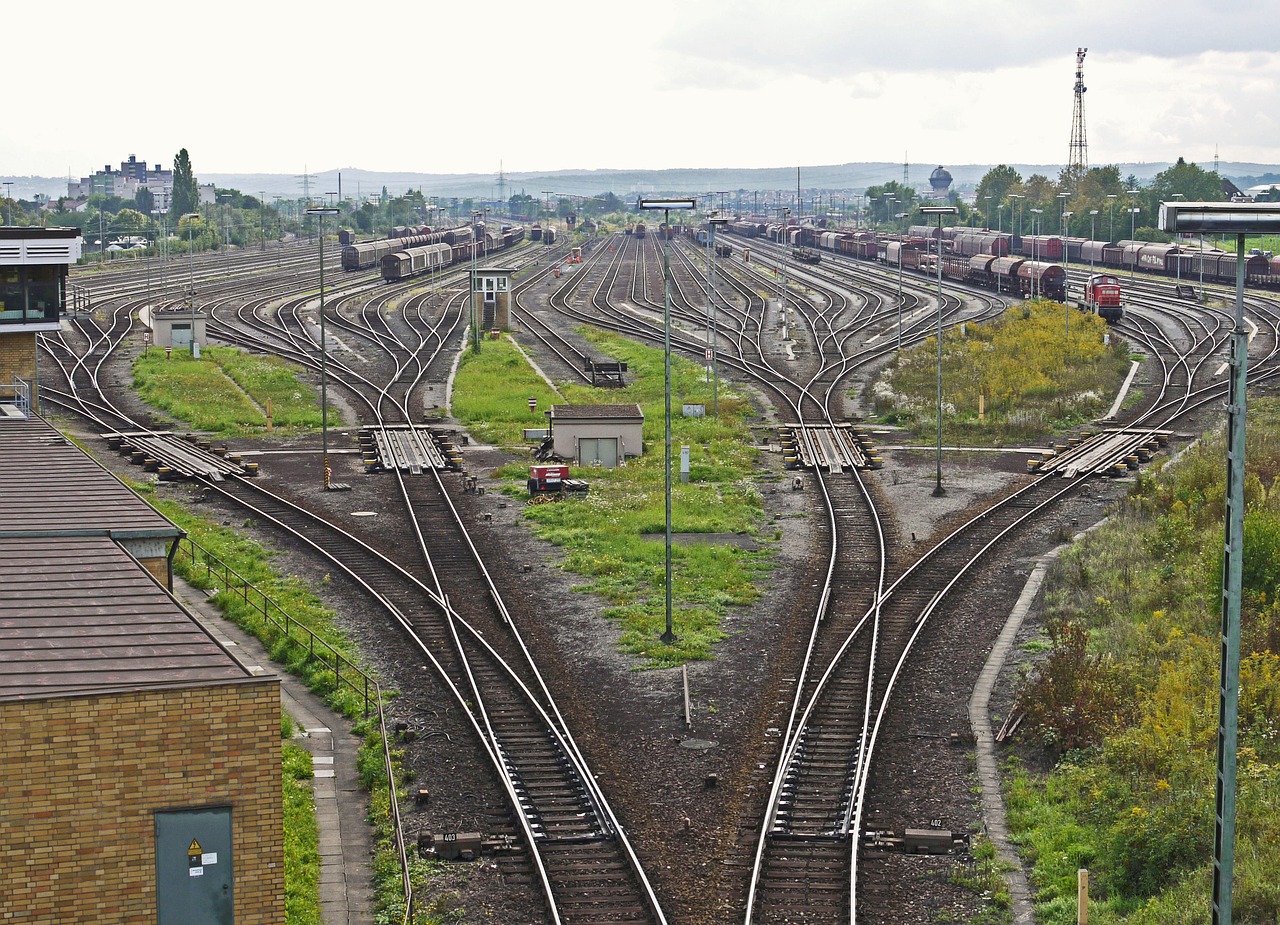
<box><xmin>173</xmin><ymin>535</ymin><xmax>414</xmax><ymax>919</ymax></box>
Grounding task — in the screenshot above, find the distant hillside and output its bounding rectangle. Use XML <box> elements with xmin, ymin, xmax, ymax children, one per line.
<box><xmin>8</xmin><ymin>160</ymin><xmax>1278</xmax><ymax>204</ymax></box>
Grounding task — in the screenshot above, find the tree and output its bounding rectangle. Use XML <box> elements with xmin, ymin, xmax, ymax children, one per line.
<box><xmin>135</xmin><ymin>188</ymin><xmax>155</xmax><ymax>214</ymax></box>
<box><xmin>864</xmin><ymin>181</ymin><xmax>917</xmax><ymax>224</ymax></box>
<box><xmin>1148</xmin><ymin>157</ymin><xmax>1222</xmax><ymax>205</ymax></box>
<box><xmin>973</xmin><ymin>164</ymin><xmax>1023</xmax><ymax>224</ymax></box>
<box><xmin>171</xmin><ymin>149</ymin><xmax>198</xmax><ymax>219</ymax></box>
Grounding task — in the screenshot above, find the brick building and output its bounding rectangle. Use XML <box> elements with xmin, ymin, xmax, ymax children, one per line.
<box><xmin>0</xmin><ymin>408</ymin><xmax>284</xmax><ymax>922</ymax></box>
<box><xmin>0</xmin><ymin>535</ymin><xmax>282</xmax><ymax>924</ymax></box>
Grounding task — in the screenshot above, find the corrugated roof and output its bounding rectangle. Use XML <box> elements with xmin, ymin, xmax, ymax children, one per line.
<box><xmin>550</xmin><ymin>404</ymin><xmax>644</xmax><ymax>420</ymax></box>
<box><xmin>0</xmin><ymin>416</ymin><xmax>179</xmax><ymax>539</ymax></box>
<box><xmin>0</xmin><ymin>536</ymin><xmax>253</xmax><ymax>699</ymax></box>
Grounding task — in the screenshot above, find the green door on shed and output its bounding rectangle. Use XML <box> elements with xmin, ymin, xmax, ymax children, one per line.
<box><xmin>578</xmin><ymin>436</ymin><xmax>618</xmax><ymax>468</ymax></box>
<box><xmin>156</xmin><ymin>807</ymin><xmax>234</xmax><ymax>925</ymax></box>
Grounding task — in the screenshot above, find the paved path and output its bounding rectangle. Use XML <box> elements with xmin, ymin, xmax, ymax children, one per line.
<box><xmin>173</xmin><ymin>578</ymin><xmax>374</xmax><ymax>925</ymax></box>
<box><xmin>967</xmin><ymin>549</ymin><xmax>1065</xmax><ymax>925</ymax></box>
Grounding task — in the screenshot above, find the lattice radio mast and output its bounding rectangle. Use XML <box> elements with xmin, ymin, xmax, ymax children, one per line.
<box><xmin>1068</xmin><ymin>48</ymin><xmax>1089</xmax><ymax>177</ymax></box>
<box><xmin>497</xmin><ymin>161</ymin><xmax>507</xmax><ymax>206</ymax></box>
<box><xmin>296</xmin><ymin>166</ymin><xmax>313</xmax><ymax>204</ymax></box>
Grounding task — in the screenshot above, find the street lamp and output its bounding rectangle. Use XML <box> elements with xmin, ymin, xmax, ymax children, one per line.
<box><xmin>1160</xmin><ymin>200</ymin><xmax>1280</xmax><ymax>925</ymax></box>
<box><xmin>638</xmin><ymin>196</ymin><xmax>697</xmax><ymax>645</ymax></box>
<box><xmin>1129</xmin><ymin>205</ymin><xmax>1141</xmax><ymax>279</ymax></box>
<box><xmin>1029</xmin><ymin>209</ymin><xmax>1043</xmax><ymax>298</ymax></box>
<box><xmin>920</xmin><ymin>205</ymin><xmax>957</xmax><ymax>497</ymax></box>
<box><xmin>306</xmin><ymin>206</ymin><xmax>340</xmax><ymax>490</ymax></box>
<box><xmin>775</xmin><ymin>207</ymin><xmax>791</xmax><ymax>340</ymax></box>
<box><xmin>707</xmin><ymin>212</ymin><xmax>730</xmax><ymax>420</ymax></box>
<box><xmin>895</xmin><ymin>212</ymin><xmax>908</xmax><ymax>351</ymax></box>
<box><xmin>1089</xmin><ymin>210</ymin><xmax>1099</xmax><ymax>272</ymax></box>
<box><xmin>1009</xmin><ymin>193</ymin><xmax>1024</xmax><ymax>238</ymax></box>
<box><xmin>469</xmin><ymin>208</ymin><xmax>490</xmax><ymax>351</ymax></box>
<box><xmin>1107</xmin><ymin>193</ymin><xmax>1118</xmax><ymax>241</ymax></box>
<box><xmin>1062</xmin><ymin>211</ymin><xmax>1074</xmax><ymax>341</ymax></box>
<box><xmin>182</xmin><ymin>212</ymin><xmax>200</xmax><ymax>356</ymax></box>
<box><xmin>1171</xmin><ymin>193</ymin><xmax>1186</xmax><ymax>289</ymax></box>
<box><xmin>2</xmin><ymin>181</ymin><xmax>11</xmax><ymax>225</ymax></box>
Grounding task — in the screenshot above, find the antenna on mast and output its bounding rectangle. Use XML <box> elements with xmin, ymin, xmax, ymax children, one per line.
<box><xmin>1068</xmin><ymin>48</ymin><xmax>1089</xmax><ymax>182</ymax></box>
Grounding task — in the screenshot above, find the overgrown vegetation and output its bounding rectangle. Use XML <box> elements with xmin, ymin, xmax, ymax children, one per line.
<box><xmin>452</xmin><ymin>330</ymin><xmax>771</xmax><ymax>667</ymax></box>
<box><xmin>871</xmin><ymin>301</ymin><xmax>1131</xmax><ymax>445</ymax></box>
<box><xmin>1006</xmin><ymin>399</ymin><xmax>1280</xmax><ymax>923</ymax></box>
<box><xmin>132</xmin><ymin>346</ymin><xmax>326</xmax><ymax>435</ymax></box>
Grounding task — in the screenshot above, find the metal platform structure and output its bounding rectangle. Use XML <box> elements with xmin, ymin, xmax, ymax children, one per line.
<box><xmin>778</xmin><ymin>424</ymin><xmax>881</xmax><ymax>472</ymax></box>
<box><xmin>100</xmin><ymin>431</ymin><xmax>250</xmax><ymax>481</ymax></box>
<box><xmin>1030</xmin><ymin>427</ymin><xmax>1170</xmax><ymax>477</ymax></box>
<box><xmin>359</xmin><ymin>424</ymin><xmax>462</xmax><ymax>473</ymax></box>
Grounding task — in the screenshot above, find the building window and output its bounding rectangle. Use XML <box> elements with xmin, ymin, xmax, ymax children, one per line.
<box><xmin>0</xmin><ymin>267</ymin><xmax>21</xmax><ymax>320</ymax></box>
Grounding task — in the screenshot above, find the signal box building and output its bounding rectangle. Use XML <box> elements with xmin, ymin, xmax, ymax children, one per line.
<box><xmin>0</xmin><ymin>227</ymin><xmax>82</xmax><ymax>414</ymax></box>
<box><xmin>471</xmin><ymin>265</ymin><xmax>516</xmax><ymax>332</ymax></box>
<box><xmin>546</xmin><ymin>403</ymin><xmax>644</xmax><ymax>468</ymax></box>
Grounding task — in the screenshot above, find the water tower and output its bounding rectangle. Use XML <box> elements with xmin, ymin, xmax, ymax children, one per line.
<box><xmin>929</xmin><ymin>166</ymin><xmax>953</xmax><ymax>199</ymax></box>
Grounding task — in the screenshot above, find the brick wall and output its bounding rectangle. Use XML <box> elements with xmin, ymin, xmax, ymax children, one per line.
<box><xmin>0</xmin><ymin>679</ymin><xmax>283</xmax><ymax>923</ymax></box>
<box><xmin>0</xmin><ymin>331</ymin><xmax>38</xmax><ymax>411</ymax></box>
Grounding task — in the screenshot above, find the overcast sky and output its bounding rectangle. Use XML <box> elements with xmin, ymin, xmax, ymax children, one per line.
<box><xmin>10</xmin><ymin>1</ymin><xmax>1280</xmax><ymax>180</ymax></box>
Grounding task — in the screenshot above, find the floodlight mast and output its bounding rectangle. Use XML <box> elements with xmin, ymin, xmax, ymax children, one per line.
<box><xmin>920</xmin><ymin>205</ymin><xmax>958</xmax><ymax>496</ymax></box>
<box><xmin>637</xmin><ymin>196</ymin><xmax>696</xmax><ymax>645</ymax></box>
<box><xmin>1159</xmin><ymin>199</ymin><xmax>1280</xmax><ymax>925</ymax></box>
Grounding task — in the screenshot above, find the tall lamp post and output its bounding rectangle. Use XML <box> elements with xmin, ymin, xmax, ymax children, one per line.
<box><xmin>896</xmin><ymin>211</ymin><xmax>908</xmax><ymax>351</ymax></box>
<box><xmin>1029</xmin><ymin>209</ymin><xmax>1043</xmax><ymax>298</ymax></box>
<box><xmin>707</xmin><ymin>212</ymin><xmax>730</xmax><ymax>420</ymax></box>
<box><xmin>1062</xmin><ymin>210</ymin><xmax>1074</xmax><ymax>340</ymax></box>
<box><xmin>182</xmin><ymin>212</ymin><xmax>201</xmax><ymax>356</ymax></box>
<box><xmin>920</xmin><ymin>205</ymin><xmax>957</xmax><ymax>497</ymax></box>
<box><xmin>1160</xmin><ymin>200</ymin><xmax>1280</xmax><ymax>925</ymax></box>
<box><xmin>1107</xmin><ymin>193</ymin><xmax>1118</xmax><ymax>241</ymax></box>
<box><xmin>775</xmin><ymin>207</ymin><xmax>791</xmax><ymax>337</ymax></box>
<box><xmin>1128</xmin><ymin>204</ymin><xmax>1141</xmax><ymax>280</ymax></box>
<box><xmin>638</xmin><ymin>196</ymin><xmax>697</xmax><ymax>645</ymax></box>
<box><xmin>306</xmin><ymin>206</ymin><xmax>340</xmax><ymax>490</ymax></box>
<box><xmin>470</xmin><ymin>209</ymin><xmax>483</xmax><ymax>352</ymax></box>
<box><xmin>1010</xmin><ymin>193</ymin><xmax>1023</xmax><ymax>239</ymax></box>
<box><xmin>1089</xmin><ymin>210</ymin><xmax>1099</xmax><ymax>272</ymax></box>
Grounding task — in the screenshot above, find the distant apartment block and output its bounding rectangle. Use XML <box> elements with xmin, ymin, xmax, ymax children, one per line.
<box><xmin>68</xmin><ymin>155</ymin><xmax>173</xmax><ymax>202</ymax></box>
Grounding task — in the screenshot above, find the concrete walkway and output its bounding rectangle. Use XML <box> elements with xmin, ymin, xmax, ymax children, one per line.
<box><xmin>967</xmin><ymin>549</ymin><xmax>1066</xmax><ymax>925</ymax></box>
<box><xmin>173</xmin><ymin>578</ymin><xmax>374</xmax><ymax>925</ymax></box>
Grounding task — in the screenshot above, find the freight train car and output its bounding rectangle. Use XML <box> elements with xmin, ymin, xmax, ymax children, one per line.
<box><xmin>379</xmin><ymin>226</ymin><xmax>524</xmax><ymax>283</ymax></box>
<box><xmin>380</xmin><ymin>243</ymin><xmax>452</xmax><ymax>282</ymax></box>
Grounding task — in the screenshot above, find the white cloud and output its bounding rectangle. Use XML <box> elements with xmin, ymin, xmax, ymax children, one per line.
<box><xmin>4</xmin><ymin>1</ymin><xmax>1280</xmax><ymax>177</ymax></box>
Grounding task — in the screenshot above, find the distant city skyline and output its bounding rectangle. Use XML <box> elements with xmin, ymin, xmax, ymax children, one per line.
<box><xmin>9</xmin><ymin>2</ymin><xmax>1280</xmax><ymax>180</ymax></box>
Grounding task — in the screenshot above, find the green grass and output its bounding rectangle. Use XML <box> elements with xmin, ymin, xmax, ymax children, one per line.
<box><xmin>132</xmin><ymin>346</ymin><xmax>328</xmax><ymax>435</ymax></box>
<box><xmin>870</xmin><ymin>300</ymin><xmax>1132</xmax><ymax>446</ymax></box>
<box><xmin>453</xmin><ymin>330</ymin><xmax>771</xmax><ymax>667</ymax></box>
<box><xmin>283</xmin><ymin>740</ymin><xmax>320</xmax><ymax>925</ymax></box>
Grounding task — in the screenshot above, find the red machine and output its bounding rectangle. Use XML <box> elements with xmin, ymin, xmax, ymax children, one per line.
<box><xmin>527</xmin><ymin>465</ymin><xmax>588</xmax><ymax>497</ymax></box>
<box><xmin>528</xmin><ymin>465</ymin><xmax>568</xmax><ymax>493</ymax></box>
<box><xmin>1076</xmin><ymin>273</ymin><xmax>1124</xmax><ymax>322</ymax></box>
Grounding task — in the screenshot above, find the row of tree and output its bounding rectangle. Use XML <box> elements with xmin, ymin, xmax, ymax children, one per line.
<box><xmin>863</xmin><ymin>157</ymin><xmax>1231</xmax><ymax>243</ymax></box>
